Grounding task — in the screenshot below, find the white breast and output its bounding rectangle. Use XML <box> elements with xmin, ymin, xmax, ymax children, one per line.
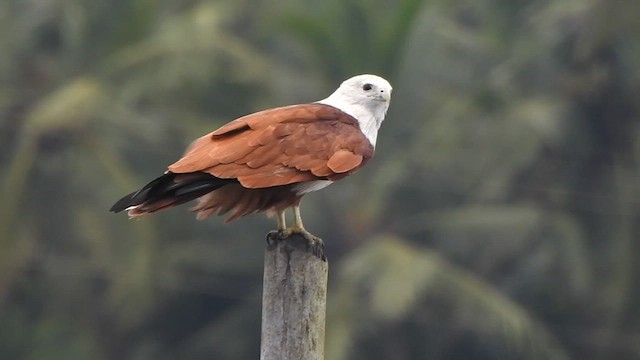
<box><xmin>293</xmin><ymin>180</ymin><xmax>334</xmax><ymax>195</ymax></box>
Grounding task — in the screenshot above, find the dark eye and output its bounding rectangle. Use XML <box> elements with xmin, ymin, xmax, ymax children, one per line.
<box><xmin>362</xmin><ymin>83</ymin><xmax>372</xmax><ymax>91</ymax></box>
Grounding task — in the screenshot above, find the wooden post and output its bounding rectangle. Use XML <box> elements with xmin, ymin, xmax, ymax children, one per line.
<box><xmin>260</xmin><ymin>234</ymin><xmax>328</xmax><ymax>360</ymax></box>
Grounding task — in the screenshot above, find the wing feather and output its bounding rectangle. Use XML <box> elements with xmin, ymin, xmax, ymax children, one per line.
<box><xmin>327</xmin><ymin>150</ymin><xmax>364</xmax><ymax>173</ymax></box>
<box><xmin>167</xmin><ymin>104</ymin><xmax>374</xmax><ymax>188</ymax></box>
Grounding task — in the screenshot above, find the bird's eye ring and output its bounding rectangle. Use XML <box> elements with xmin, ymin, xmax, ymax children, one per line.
<box><xmin>362</xmin><ymin>83</ymin><xmax>372</xmax><ymax>91</ymax></box>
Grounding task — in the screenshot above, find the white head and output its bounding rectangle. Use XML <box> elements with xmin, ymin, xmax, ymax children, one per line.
<box><xmin>317</xmin><ymin>74</ymin><xmax>392</xmax><ymax>146</ymax></box>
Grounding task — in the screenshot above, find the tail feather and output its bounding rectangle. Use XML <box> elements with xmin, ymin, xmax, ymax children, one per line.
<box><xmin>110</xmin><ymin>172</ymin><xmax>236</xmax><ymax>216</ymax></box>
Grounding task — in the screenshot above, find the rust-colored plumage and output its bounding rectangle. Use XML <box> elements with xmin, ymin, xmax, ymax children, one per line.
<box><xmin>171</xmin><ymin>104</ymin><xmax>373</xmax><ymax>186</ymax></box>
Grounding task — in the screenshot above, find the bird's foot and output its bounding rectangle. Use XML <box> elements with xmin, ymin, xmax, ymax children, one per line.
<box><xmin>265</xmin><ymin>228</ymin><xmax>326</xmax><ymax>261</ymax></box>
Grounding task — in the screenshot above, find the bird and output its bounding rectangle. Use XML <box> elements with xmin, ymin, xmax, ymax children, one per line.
<box><xmin>111</xmin><ymin>74</ymin><xmax>392</xmax><ymax>257</ymax></box>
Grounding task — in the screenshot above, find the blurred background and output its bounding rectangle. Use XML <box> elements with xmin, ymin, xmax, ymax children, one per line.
<box><xmin>1</xmin><ymin>0</ymin><xmax>639</xmax><ymax>359</ymax></box>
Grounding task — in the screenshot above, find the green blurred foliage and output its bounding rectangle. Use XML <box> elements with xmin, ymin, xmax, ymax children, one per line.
<box><xmin>1</xmin><ymin>0</ymin><xmax>639</xmax><ymax>359</ymax></box>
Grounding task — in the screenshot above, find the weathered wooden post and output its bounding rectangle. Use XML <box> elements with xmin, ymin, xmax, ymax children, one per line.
<box><xmin>260</xmin><ymin>233</ymin><xmax>328</xmax><ymax>360</ymax></box>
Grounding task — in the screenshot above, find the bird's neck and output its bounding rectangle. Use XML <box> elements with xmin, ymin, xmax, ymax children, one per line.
<box><xmin>317</xmin><ymin>97</ymin><xmax>385</xmax><ymax>147</ymax></box>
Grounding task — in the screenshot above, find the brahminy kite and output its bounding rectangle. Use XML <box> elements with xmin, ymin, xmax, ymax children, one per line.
<box><xmin>111</xmin><ymin>74</ymin><xmax>392</xmax><ymax>254</ymax></box>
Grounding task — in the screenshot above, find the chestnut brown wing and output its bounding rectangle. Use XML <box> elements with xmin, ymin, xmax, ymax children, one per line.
<box><xmin>168</xmin><ymin>104</ymin><xmax>374</xmax><ymax>189</ymax></box>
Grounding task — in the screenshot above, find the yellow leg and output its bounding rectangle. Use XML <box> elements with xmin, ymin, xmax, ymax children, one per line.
<box><xmin>276</xmin><ymin>210</ymin><xmax>286</xmax><ymax>231</ymax></box>
<box><xmin>292</xmin><ymin>205</ymin><xmax>305</xmax><ymax>231</ymax></box>
<box><xmin>288</xmin><ymin>204</ymin><xmax>324</xmax><ymax>249</ymax></box>
<box><xmin>267</xmin><ymin>204</ymin><xmax>326</xmax><ymax>260</ymax></box>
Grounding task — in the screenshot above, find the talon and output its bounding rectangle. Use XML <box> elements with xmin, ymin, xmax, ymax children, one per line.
<box><xmin>266</xmin><ymin>230</ymin><xmax>280</xmax><ymax>246</ymax></box>
<box><xmin>267</xmin><ymin>205</ymin><xmax>327</xmax><ymax>261</ymax></box>
<box><xmin>276</xmin><ymin>228</ymin><xmax>326</xmax><ymax>261</ymax></box>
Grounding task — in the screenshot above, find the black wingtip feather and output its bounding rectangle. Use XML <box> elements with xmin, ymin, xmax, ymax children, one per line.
<box><xmin>110</xmin><ymin>191</ymin><xmax>138</xmax><ymax>212</ymax></box>
<box><xmin>110</xmin><ymin>172</ymin><xmax>237</xmax><ymax>215</ymax></box>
